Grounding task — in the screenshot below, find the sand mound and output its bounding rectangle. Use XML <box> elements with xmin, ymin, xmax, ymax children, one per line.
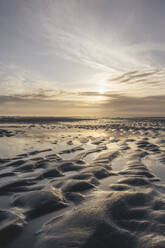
<box><xmin>12</xmin><ymin>186</ymin><xmax>67</xmax><ymax>219</ymax></box>
<box><xmin>0</xmin><ymin>209</ymin><xmax>26</xmax><ymax>245</ymax></box>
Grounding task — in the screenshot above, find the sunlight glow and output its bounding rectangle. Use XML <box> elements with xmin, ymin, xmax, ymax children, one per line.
<box><xmin>99</xmin><ymin>89</ymin><xmax>105</xmax><ymax>94</ymax></box>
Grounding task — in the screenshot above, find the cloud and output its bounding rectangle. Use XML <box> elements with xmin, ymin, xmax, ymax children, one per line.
<box><xmin>0</xmin><ymin>63</ymin><xmax>60</xmax><ymax>95</ymax></box>
<box><xmin>0</xmin><ymin>89</ymin><xmax>106</xmax><ymax>104</ymax></box>
<box><xmin>0</xmin><ymin>90</ymin><xmax>164</xmax><ymax>117</ymax></box>
<box><xmin>0</xmin><ymin>92</ymin><xmax>101</xmax><ymax>117</ymax></box>
<box><xmin>21</xmin><ymin>0</ymin><xmax>152</xmax><ymax>75</ymax></box>
<box><xmin>108</xmin><ymin>68</ymin><xmax>165</xmax><ymax>97</ymax></box>
<box><xmin>100</xmin><ymin>94</ymin><xmax>165</xmax><ymax>117</ymax></box>
<box><xmin>110</xmin><ymin>69</ymin><xmax>163</xmax><ymax>84</ymax></box>
<box><xmin>78</xmin><ymin>91</ymin><xmax>105</xmax><ymax>96</ymax></box>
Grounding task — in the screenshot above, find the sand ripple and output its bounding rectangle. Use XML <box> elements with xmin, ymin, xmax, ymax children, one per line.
<box><xmin>0</xmin><ymin>118</ymin><xmax>165</xmax><ymax>247</ymax></box>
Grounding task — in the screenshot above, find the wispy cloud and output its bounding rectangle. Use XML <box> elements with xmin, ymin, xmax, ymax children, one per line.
<box><xmin>108</xmin><ymin>68</ymin><xmax>165</xmax><ymax>97</ymax></box>
<box><xmin>110</xmin><ymin>69</ymin><xmax>164</xmax><ymax>83</ymax></box>
<box><xmin>22</xmin><ymin>1</ymin><xmax>151</xmax><ymax>75</ymax></box>
<box><xmin>0</xmin><ymin>63</ymin><xmax>60</xmax><ymax>95</ymax></box>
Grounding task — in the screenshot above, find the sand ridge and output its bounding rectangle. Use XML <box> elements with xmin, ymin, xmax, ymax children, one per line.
<box><xmin>0</xmin><ymin>118</ymin><xmax>165</xmax><ymax>247</ymax></box>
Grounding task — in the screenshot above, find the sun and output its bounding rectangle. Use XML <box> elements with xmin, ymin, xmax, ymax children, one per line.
<box><xmin>99</xmin><ymin>88</ymin><xmax>106</xmax><ymax>95</ymax></box>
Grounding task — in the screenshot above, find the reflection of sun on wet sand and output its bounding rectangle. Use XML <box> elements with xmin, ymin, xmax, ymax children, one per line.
<box><xmin>0</xmin><ymin>117</ymin><xmax>165</xmax><ymax>247</ymax></box>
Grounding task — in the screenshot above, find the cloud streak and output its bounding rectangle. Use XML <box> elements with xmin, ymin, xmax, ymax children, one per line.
<box><xmin>22</xmin><ymin>0</ymin><xmax>153</xmax><ymax>74</ymax></box>
<box><xmin>0</xmin><ymin>90</ymin><xmax>164</xmax><ymax>117</ymax></box>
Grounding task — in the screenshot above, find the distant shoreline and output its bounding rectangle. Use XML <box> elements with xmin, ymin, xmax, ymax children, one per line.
<box><xmin>0</xmin><ymin>116</ymin><xmax>165</xmax><ymax>124</ymax></box>
<box><xmin>0</xmin><ymin>116</ymin><xmax>95</xmax><ymax>124</ymax></box>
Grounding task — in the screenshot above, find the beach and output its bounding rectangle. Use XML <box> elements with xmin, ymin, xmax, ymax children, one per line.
<box><xmin>0</xmin><ymin>117</ymin><xmax>165</xmax><ymax>248</ymax></box>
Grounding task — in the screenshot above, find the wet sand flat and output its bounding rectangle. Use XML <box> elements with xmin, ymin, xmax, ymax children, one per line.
<box><xmin>0</xmin><ymin>117</ymin><xmax>165</xmax><ymax>248</ymax></box>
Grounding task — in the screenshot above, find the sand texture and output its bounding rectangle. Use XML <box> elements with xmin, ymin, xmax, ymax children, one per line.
<box><xmin>0</xmin><ymin>117</ymin><xmax>165</xmax><ymax>248</ymax></box>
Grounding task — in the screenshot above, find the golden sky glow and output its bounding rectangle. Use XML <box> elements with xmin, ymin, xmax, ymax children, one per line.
<box><xmin>0</xmin><ymin>0</ymin><xmax>165</xmax><ymax>116</ymax></box>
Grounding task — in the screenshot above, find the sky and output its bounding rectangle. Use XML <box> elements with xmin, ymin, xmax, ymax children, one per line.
<box><xmin>0</xmin><ymin>0</ymin><xmax>165</xmax><ymax>117</ymax></box>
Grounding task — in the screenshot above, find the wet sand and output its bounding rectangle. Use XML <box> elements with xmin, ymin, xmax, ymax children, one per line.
<box><xmin>0</xmin><ymin>117</ymin><xmax>165</xmax><ymax>248</ymax></box>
